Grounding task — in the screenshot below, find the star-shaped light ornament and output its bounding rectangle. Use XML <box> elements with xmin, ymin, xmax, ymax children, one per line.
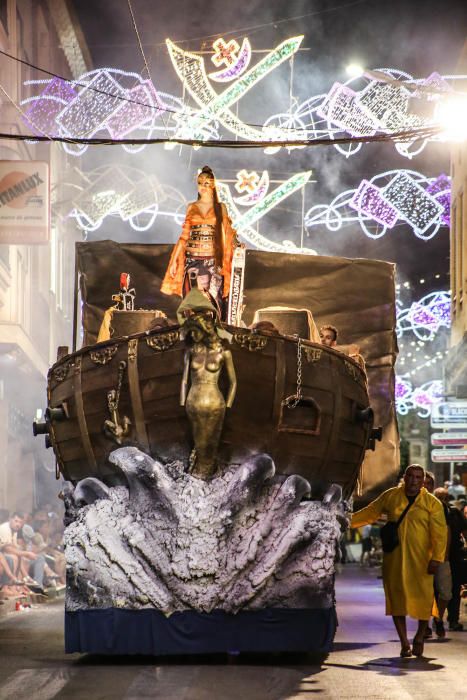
<box><xmin>212</xmin><ymin>38</ymin><xmax>240</xmax><ymax>67</ymax></box>
<box><xmin>235</xmin><ymin>169</ymin><xmax>260</xmax><ymax>193</ymax></box>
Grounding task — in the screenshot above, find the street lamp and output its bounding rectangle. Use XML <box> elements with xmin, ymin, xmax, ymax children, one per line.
<box><xmin>346</xmin><ymin>63</ymin><xmax>365</xmax><ymax>78</ymax></box>
<box><xmin>435</xmin><ymin>97</ymin><xmax>467</xmax><ymax>141</ymax></box>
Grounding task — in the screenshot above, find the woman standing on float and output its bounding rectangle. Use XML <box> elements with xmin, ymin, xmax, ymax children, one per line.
<box><xmin>161</xmin><ymin>166</ymin><xmax>240</xmax><ymax>318</ymax></box>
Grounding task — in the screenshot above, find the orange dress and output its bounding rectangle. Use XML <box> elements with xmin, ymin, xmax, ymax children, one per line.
<box><xmin>161</xmin><ymin>202</ymin><xmax>238</xmax><ymax>298</ymax></box>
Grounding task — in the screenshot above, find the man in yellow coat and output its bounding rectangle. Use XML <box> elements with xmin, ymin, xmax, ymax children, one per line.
<box><xmin>352</xmin><ymin>464</ymin><xmax>447</xmax><ymax>657</ymax></box>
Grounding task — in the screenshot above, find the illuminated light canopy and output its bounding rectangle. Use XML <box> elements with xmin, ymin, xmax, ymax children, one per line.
<box><xmin>72</xmin><ymin>166</ymin><xmax>135</xmax><ymax>226</ymax></box>
<box><xmin>395</xmin><ymin>377</ymin><xmax>444</xmax><ymax>418</ymax></box>
<box><xmin>209</xmin><ymin>38</ymin><xmax>252</xmax><ymax>82</ymax></box>
<box><xmin>305</xmin><ymin>169</ymin><xmax>450</xmax><ymax>241</ymax></box>
<box><xmin>166</xmin><ymin>35</ymin><xmax>304</xmax><ymax>143</ymax></box>
<box><xmin>65</xmin><ymin>166</ymin><xmax>310</xmax><ymax>252</ymax></box>
<box><xmin>291</xmin><ymin>68</ymin><xmax>467</xmax><ymax>159</ymax></box>
<box><xmin>21</xmin><ymin>50</ymin><xmax>467</xmax><ymax>156</ymax></box>
<box><xmin>22</xmin><ymin>70</ymin><xmax>182</xmax><ymax>156</ymax></box>
<box><xmin>396</xmin><ymin>291</ymin><xmax>451</xmax><ymax>341</ymax></box>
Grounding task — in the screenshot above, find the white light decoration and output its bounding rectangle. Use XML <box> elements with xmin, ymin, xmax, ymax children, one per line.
<box><xmin>395</xmin><ymin>377</ymin><xmax>444</xmax><ymax>418</ymax></box>
<box><xmin>63</xmin><ymin>165</ymin><xmax>311</xmax><ymax>251</ymax></box>
<box><xmin>22</xmin><ymin>50</ymin><xmax>467</xmax><ymax>156</ymax></box>
<box><xmin>216</xmin><ymin>171</ymin><xmax>316</xmax><ymax>254</ymax></box>
<box><xmin>22</xmin><ymin>70</ymin><xmax>184</xmax><ymax>155</ymax></box>
<box><xmin>268</xmin><ymin>68</ymin><xmax>466</xmax><ymax>159</ymax></box>
<box><xmin>396</xmin><ymin>291</ymin><xmax>451</xmax><ymax>341</ymax></box>
<box><xmin>234</xmin><ymin>170</ymin><xmax>269</xmax><ymax>205</ymax></box>
<box><xmin>166</xmin><ymin>35</ymin><xmax>304</xmax><ymax>143</ymax></box>
<box><xmin>64</xmin><ymin>165</ymin><xmax>187</xmax><ymax>233</ymax></box>
<box><xmin>304</xmin><ymin>170</ymin><xmax>450</xmax><ymax>240</ymax></box>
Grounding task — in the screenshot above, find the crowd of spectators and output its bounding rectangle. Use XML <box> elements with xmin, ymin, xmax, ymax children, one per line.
<box><xmin>0</xmin><ymin>502</ymin><xmax>65</xmax><ymax>603</ymax></box>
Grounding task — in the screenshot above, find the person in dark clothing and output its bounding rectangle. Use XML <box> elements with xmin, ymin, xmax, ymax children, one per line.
<box><xmin>446</xmin><ymin>501</ymin><xmax>467</xmax><ymax>631</ymax></box>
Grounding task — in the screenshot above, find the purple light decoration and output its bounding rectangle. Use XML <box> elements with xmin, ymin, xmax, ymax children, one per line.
<box><xmin>349</xmin><ymin>179</ymin><xmax>399</xmax><ymax>227</ymax></box>
<box><xmin>426</xmin><ymin>174</ymin><xmax>451</xmax><ymax>227</ymax></box>
<box><xmin>317</xmin><ymin>82</ymin><xmax>376</xmax><ymax>137</ymax></box>
<box><xmin>396</xmin><ymin>378</ymin><xmax>444</xmax><ymax>418</ymax></box>
<box><xmin>395</xmin><ymin>377</ymin><xmax>412</xmax><ymax>400</ymax></box>
<box><xmin>106</xmin><ymin>80</ymin><xmax>165</xmax><ymax>139</ymax></box>
<box><xmin>22</xmin><ymin>77</ymin><xmax>77</xmax><ymax>136</ymax></box>
<box><xmin>409</xmin><ymin>303</ymin><xmax>440</xmax><ymax>331</ymax></box>
<box><xmin>209</xmin><ymin>39</ymin><xmax>252</xmax><ymax>83</ymax></box>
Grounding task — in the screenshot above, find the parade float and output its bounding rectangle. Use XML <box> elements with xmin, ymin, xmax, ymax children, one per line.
<box><xmin>33</xmin><ymin>240</ymin><xmax>398</xmax><ymax>655</ymax></box>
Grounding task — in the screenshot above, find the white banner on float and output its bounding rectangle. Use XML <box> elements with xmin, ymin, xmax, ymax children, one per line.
<box><xmin>0</xmin><ymin>161</ymin><xmax>50</xmax><ymax>243</ymax></box>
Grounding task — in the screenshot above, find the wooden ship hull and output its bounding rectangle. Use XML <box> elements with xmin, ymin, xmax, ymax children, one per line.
<box><xmin>42</xmin><ymin>325</ymin><xmax>373</xmax><ymax>499</ymax></box>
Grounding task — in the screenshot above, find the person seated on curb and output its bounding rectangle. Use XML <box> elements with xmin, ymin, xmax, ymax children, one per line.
<box><xmin>0</xmin><ymin>513</ymin><xmax>47</xmax><ymax>592</ymax></box>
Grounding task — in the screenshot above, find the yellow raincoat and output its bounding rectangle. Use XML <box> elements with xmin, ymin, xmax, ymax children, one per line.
<box><xmin>352</xmin><ymin>486</ymin><xmax>447</xmax><ymax>619</ymax></box>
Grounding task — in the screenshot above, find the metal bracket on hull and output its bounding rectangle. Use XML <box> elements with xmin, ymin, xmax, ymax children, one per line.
<box><xmin>234</xmin><ymin>333</ymin><xmax>268</xmax><ymax>352</ymax></box>
<box><xmin>145</xmin><ymin>331</ymin><xmax>180</xmax><ymax>352</ymax></box>
<box><xmin>90</xmin><ymin>345</ymin><xmax>119</xmax><ymax>365</ymax></box>
<box><xmin>52</xmin><ymin>360</ymin><xmax>73</xmax><ymax>383</ymax></box>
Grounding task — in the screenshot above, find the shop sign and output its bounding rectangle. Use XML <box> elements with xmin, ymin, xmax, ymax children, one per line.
<box><xmin>0</xmin><ymin>161</ymin><xmax>49</xmax><ymax>243</ymax></box>
<box><xmin>431</xmin><ymin>448</ymin><xmax>467</xmax><ymax>463</ymax></box>
<box><xmin>430</xmin><ymin>401</ymin><xmax>467</xmax><ymax>430</ymax></box>
<box><xmin>431</xmin><ymin>432</ymin><xmax>467</xmax><ymax>446</ymax></box>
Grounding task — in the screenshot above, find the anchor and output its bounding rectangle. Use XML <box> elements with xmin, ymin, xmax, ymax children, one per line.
<box><xmin>103</xmin><ymin>361</ymin><xmax>131</xmax><ymax>444</ymax></box>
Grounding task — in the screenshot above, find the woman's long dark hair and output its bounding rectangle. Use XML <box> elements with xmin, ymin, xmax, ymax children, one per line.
<box><xmin>198</xmin><ymin>165</ymin><xmax>224</xmax><ymax>268</ymax></box>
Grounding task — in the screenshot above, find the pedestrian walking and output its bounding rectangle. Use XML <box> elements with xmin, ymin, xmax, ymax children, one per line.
<box><xmin>351</xmin><ymin>464</ymin><xmax>447</xmax><ymax>657</ymax></box>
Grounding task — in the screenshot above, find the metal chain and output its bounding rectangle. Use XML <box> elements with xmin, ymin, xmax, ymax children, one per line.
<box><xmin>282</xmin><ymin>336</ymin><xmax>303</xmax><ymax>409</ymax></box>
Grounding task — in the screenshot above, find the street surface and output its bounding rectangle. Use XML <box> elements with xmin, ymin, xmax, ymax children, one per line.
<box><xmin>0</xmin><ymin>565</ymin><xmax>465</xmax><ymax>699</ymax></box>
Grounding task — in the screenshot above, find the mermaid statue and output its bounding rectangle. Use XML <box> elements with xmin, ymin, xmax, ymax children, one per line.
<box><xmin>178</xmin><ymin>289</ymin><xmax>237</xmax><ymax>479</ymax></box>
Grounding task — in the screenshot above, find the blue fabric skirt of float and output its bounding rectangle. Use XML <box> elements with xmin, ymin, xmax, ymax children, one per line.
<box><xmin>65</xmin><ymin>607</ymin><xmax>337</xmax><ymax>655</ymax></box>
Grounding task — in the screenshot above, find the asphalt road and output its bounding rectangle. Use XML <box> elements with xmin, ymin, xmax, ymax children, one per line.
<box><xmin>0</xmin><ymin>565</ymin><xmax>465</xmax><ymax>699</ymax></box>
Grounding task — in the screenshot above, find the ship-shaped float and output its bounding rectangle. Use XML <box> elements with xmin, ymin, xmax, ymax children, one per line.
<box><xmin>33</xmin><ymin>243</ymin><xmax>399</xmax><ymax>655</ymax></box>
<box><xmin>40</xmin><ymin>322</ymin><xmax>374</xmax><ymax>499</ymax></box>
<box><xmin>34</xmin><ymin>242</ymin><xmax>398</xmax><ymax>502</ymax></box>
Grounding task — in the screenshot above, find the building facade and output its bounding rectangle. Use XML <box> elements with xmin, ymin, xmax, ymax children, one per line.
<box><xmin>0</xmin><ymin>0</ymin><xmax>90</xmax><ymax>513</ymax></box>
<box><xmin>446</xmin><ymin>41</ymin><xmax>467</xmax><ymax>399</ymax></box>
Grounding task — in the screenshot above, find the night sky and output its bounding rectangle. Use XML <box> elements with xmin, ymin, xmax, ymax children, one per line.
<box><xmin>70</xmin><ymin>0</ymin><xmax>467</xmax><ymax>286</ymax></box>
